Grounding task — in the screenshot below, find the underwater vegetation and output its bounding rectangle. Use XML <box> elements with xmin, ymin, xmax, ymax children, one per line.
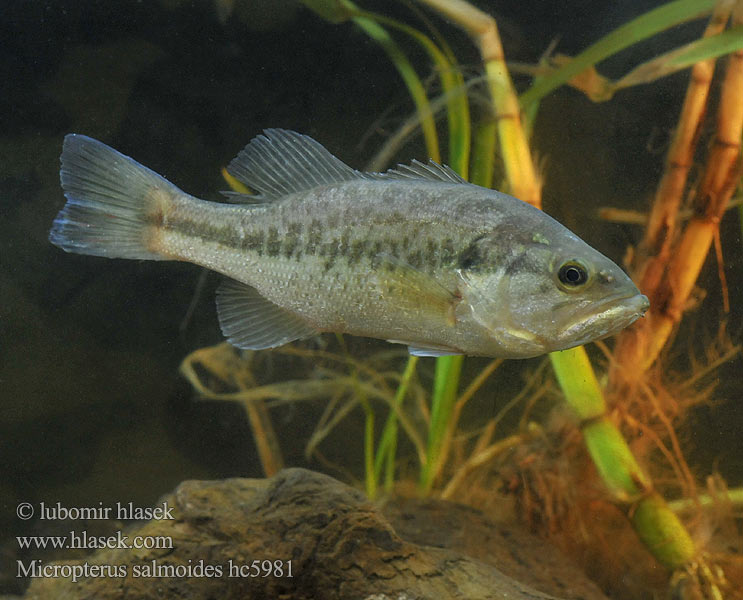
<box><xmin>177</xmin><ymin>1</ymin><xmax>743</xmax><ymax>598</ymax></box>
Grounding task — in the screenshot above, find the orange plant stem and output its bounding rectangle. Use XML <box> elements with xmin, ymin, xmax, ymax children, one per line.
<box><xmin>641</xmin><ymin>1</ymin><xmax>733</xmax><ymax>262</ymax></box>
<box><xmin>621</xmin><ymin>2</ymin><xmax>743</xmax><ymax>373</ymax></box>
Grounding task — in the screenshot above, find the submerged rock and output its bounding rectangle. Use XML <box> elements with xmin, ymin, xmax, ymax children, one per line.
<box><xmin>23</xmin><ymin>468</ymin><xmax>606</xmax><ymax>599</ymax></box>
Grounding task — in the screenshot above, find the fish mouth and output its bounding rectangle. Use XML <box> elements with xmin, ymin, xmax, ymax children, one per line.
<box><xmin>559</xmin><ymin>292</ymin><xmax>650</xmax><ymax>347</ymax></box>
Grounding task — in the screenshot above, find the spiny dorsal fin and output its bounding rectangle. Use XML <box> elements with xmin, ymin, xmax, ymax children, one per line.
<box><xmin>378</xmin><ymin>159</ymin><xmax>467</xmax><ymax>184</ymax></box>
<box><xmin>226</xmin><ymin>129</ymin><xmax>365</xmax><ymax>201</ymax></box>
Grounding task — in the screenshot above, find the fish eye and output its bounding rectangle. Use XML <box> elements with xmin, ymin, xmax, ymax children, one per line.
<box><xmin>557</xmin><ymin>261</ymin><xmax>589</xmax><ymax>289</ymax></box>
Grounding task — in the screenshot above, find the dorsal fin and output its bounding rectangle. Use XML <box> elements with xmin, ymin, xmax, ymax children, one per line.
<box><xmin>226</xmin><ymin>129</ymin><xmax>365</xmax><ymax>201</ymax></box>
<box><xmin>377</xmin><ymin>159</ymin><xmax>467</xmax><ymax>184</ymax></box>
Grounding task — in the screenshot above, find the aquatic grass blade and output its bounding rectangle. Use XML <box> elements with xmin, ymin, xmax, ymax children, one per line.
<box><xmin>348</xmin><ymin>7</ymin><xmax>471</xmax><ymax>174</ymax></box>
<box><xmin>299</xmin><ymin>0</ymin><xmax>354</xmax><ymax>23</ymax></box>
<box><xmin>302</xmin><ymin>0</ymin><xmax>442</xmax><ymax>161</ymax></box>
<box><xmin>373</xmin><ymin>356</ymin><xmax>419</xmax><ymax>492</ymax></box>
<box><xmin>221</xmin><ymin>167</ymin><xmax>252</xmax><ymax>194</ymax></box>
<box><xmin>419</xmin><ymin>354</ymin><xmax>463</xmax><ymax>494</ymax></box>
<box><xmin>519</xmin><ymin>0</ymin><xmax>719</xmax><ymax>109</ymax></box>
<box><xmin>470</xmin><ymin>119</ymin><xmax>497</xmax><ymax>190</ymax></box>
<box><xmin>611</xmin><ymin>24</ymin><xmax>743</xmax><ymax>96</ymax></box>
<box><xmin>352</xmin><ymin>15</ymin><xmax>441</xmax><ymax>162</ymax></box>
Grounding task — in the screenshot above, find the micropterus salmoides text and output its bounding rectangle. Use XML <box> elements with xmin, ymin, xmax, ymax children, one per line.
<box><xmin>49</xmin><ymin>130</ymin><xmax>648</xmax><ymax>358</ymax></box>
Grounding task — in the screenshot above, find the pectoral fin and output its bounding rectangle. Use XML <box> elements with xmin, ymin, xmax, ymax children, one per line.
<box><xmin>407</xmin><ymin>344</ymin><xmax>463</xmax><ymax>357</ymax></box>
<box><xmin>216</xmin><ymin>279</ymin><xmax>318</xmax><ymax>350</ymax></box>
<box><xmin>386</xmin><ymin>338</ymin><xmax>462</xmax><ymax>357</ymax></box>
<box><xmin>373</xmin><ymin>254</ymin><xmax>461</xmax><ymax>326</ymax></box>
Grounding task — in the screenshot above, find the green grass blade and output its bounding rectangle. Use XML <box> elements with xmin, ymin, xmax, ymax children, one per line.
<box><xmin>519</xmin><ymin>0</ymin><xmax>718</xmax><ymax>108</ymax></box>
<box><xmin>373</xmin><ymin>355</ymin><xmax>419</xmax><ymax>491</ymax></box>
<box><xmin>352</xmin><ymin>16</ymin><xmax>441</xmax><ymax>161</ymax></box>
<box><xmin>664</xmin><ymin>22</ymin><xmax>743</xmax><ymax>66</ymax></box>
<box><xmin>303</xmin><ymin>1</ymin><xmax>443</xmax><ymax>160</ymax></box>
<box><xmin>351</xmin><ymin>10</ymin><xmax>475</xmax><ymax>496</ymax></box>
<box><xmin>361</xmin><ymin>398</ymin><xmax>377</xmax><ymax>499</ymax></box>
<box><xmin>419</xmin><ymin>354</ymin><xmax>463</xmax><ymax>494</ymax></box>
<box><xmin>299</xmin><ymin>0</ymin><xmax>353</xmax><ymax>23</ymax></box>
<box><xmin>470</xmin><ymin>119</ymin><xmax>497</xmax><ymax>189</ymax></box>
<box><xmin>615</xmin><ymin>24</ymin><xmax>743</xmax><ymax>93</ymax></box>
<box><xmin>354</xmin><ymin>9</ymin><xmax>471</xmax><ymax>175</ymax></box>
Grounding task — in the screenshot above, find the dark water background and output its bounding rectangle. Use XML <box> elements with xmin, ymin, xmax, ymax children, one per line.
<box><xmin>1</xmin><ymin>0</ymin><xmax>741</xmax><ymax>595</ymax></box>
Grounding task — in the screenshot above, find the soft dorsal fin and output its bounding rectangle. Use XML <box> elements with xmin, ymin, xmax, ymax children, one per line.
<box><xmin>377</xmin><ymin>159</ymin><xmax>467</xmax><ymax>184</ymax></box>
<box><xmin>226</xmin><ymin>129</ymin><xmax>365</xmax><ymax>201</ymax></box>
<box><xmin>216</xmin><ymin>278</ymin><xmax>319</xmax><ymax>350</ymax></box>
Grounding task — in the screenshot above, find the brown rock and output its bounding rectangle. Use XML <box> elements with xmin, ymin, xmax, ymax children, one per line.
<box><xmin>24</xmin><ymin>469</ymin><xmax>606</xmax><ymax>599</ymax></box>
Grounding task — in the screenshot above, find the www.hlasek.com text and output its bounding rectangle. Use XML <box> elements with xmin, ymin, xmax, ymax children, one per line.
<box><xmin>17</xmin><ymin>530</ymin><xmax>172</xmax><ymax>551</ymax></box>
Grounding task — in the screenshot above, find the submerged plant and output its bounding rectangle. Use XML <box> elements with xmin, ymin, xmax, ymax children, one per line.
<box><xmin>181</xmin><ymin>0</ymin><xmax>743</xmax><ymax>597</ymax></box>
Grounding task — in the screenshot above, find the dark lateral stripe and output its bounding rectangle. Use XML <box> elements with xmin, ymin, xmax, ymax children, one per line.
<box><xmin>161</xmin><ymin>215</ymin><xmax>462</xmax><ymax>270</ymax></box>
<box><xmin>266</xmin><ymin>226</ymin><xmax>280</xmax><ymax>257</ymax></box>
<box><xmin>161</xmin><ymin>215</ymin><xmax>248</xmax><ymax>251</ymax></box>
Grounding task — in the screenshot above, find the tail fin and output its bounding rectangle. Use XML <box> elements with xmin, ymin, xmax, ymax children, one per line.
<box><xmin>49</xmin><ymin>134</ymin><xmax>183</xmax><ymax>260</ymax></box>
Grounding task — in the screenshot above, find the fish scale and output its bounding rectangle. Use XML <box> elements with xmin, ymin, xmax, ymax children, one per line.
<box><xmin>49</xmin><ymin>129</ymin><xmax>649</xmax><ymax>358</ymax></box>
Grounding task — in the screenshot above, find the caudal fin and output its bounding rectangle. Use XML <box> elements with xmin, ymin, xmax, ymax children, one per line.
<box><xmin>49</xmin><ymin>134</ymin><xmax>183</xmax><ymax>260</ymax></box>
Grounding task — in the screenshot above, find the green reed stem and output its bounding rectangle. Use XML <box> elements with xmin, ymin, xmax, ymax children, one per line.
<box><xmin>550</xmin><ymin>347</ymin><xmax>648</xmax><ymax>497</ymax></box>
<box><xmin>550</xmin><ymin>346</ymin><xmax>695</xmax><ymax>569</ymax></box>
<box><xmin>631</xmin><ymin>493</ymin><xmax>696</xmax><ymax>569</ymax></box>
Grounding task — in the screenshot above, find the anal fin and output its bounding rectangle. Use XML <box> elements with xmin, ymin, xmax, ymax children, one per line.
<box><xmin>216</xmin><ymin>279</ymin><xmax>318</xmax><ymax>350</ymax></box>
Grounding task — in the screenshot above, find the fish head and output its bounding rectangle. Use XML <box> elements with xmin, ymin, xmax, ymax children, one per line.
<box><xmin>460</xmin><ymin>223</ymin><xmax>649</xmax><ymax>357</ymax></box>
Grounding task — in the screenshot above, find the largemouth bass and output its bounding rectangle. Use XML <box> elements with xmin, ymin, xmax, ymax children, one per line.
<box><xmin>49</xmin><ymin>130</ymin><xmax>648</xmax><ymax>358</ymax></box>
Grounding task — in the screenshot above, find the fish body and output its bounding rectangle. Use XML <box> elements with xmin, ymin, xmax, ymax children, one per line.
<box><xmin>49</xmin><ymin>130</ymin><xmax>648</xmax><ymax>358</ymax></box>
